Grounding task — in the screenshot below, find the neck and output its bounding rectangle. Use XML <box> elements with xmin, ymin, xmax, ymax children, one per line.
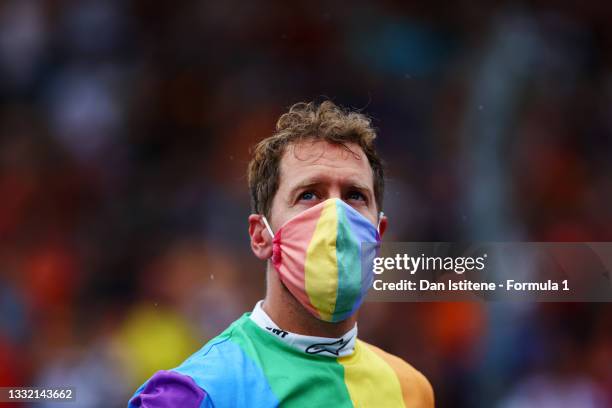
<box><xmin>263</xmin><ymin>266</ymin><xmax>357</xmax><ymax>338</ymax></box>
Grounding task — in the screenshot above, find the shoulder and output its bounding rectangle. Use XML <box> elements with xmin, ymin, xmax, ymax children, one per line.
<box><xmin>128</xmin><ymin>370</ymin><xmax>212</xmax><ymax>408</ymax></box>
<box><xmin>127</xmin><ymin>337</ymin><xmax>236</xmax><ymax>408</ymax></box>
<box><xmin>361</xmin><ymin>341</ymin><xmax>435</xmax><ymax>408</ymax></box>
<box><xmin>128</xmin><ymin>315</ymin><xmax>252</xmax><ymax>408</ymax></box>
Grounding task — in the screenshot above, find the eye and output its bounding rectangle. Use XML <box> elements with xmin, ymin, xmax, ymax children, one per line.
<box><xmin>299</xmin><ymin>191</ymin><xmax>317</xmax><ymax>201</ymax></box>
<box><xmin>347</xmin><ymin>191</ymin><xmax>366</xmax><ymax>202</ymax></box>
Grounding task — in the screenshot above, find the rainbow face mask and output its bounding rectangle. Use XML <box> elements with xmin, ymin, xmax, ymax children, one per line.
<box><xmin>262</xmin><ymin>198</ymin><xmax>382</xmax><ymax>323</ymax></box>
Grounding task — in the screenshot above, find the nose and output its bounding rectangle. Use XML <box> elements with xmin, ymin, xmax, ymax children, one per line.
<box><xmin>327</xmin><ymin>187</ymin><xmax>343</xmax><ymax>201</ymax></box>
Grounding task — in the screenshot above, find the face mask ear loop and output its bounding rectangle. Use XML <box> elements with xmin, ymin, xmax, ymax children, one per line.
<box><xmin>377</xmin><ymin>211</ymin><xmax>384</xmax><ymax>234</ymax></box>
<box><xmin>261</xmin><ymin>216</ymin><xmax>275</xmax><ymax>239</ymax></box>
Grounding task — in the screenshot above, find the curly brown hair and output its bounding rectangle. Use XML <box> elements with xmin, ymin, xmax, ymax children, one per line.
<box><xmin>247</xmin><ymin>100</ymin><xmax>384</xmax><ymax>217</ymax></box>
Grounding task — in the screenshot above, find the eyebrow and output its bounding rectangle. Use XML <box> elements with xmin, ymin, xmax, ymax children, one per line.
<box><xmin>287</xmin><ymin>177</ymin><xmax>374</xmax><ymax>200</ymax></box>
<box><xmin>287</xmin><ymin>179</ymin><xmax>322</xmax><ymax>198</ymax></box>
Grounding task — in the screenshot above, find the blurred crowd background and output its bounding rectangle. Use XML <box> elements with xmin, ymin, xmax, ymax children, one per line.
<box><xmin>0</xmin><ymin>1</ymin><xmax>611</xmax><ymax>407</ymax></box>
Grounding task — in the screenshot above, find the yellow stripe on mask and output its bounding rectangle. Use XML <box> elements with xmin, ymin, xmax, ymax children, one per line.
<box><xmin>304</xmin><ymin>199</ymin><xmax>339</xmax><ymax>321</ymax></box>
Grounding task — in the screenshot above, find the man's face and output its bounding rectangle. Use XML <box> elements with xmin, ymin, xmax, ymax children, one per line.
<box><xmin>268</xmin><ymin>140</ymin><xmax>379</xmax><ymax>231</ymax></box>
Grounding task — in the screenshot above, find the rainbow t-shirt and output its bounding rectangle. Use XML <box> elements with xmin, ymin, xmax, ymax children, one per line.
<box><xmin>128</xmin><ymin>312</ymin><xmax>432</xmax><ymax>407</ymax></box>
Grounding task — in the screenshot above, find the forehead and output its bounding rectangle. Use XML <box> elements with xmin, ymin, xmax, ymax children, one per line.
<box><xmin>278</xmin><ymin>140</ymin><xmax>373</xmax><ymax>187</ymax></box>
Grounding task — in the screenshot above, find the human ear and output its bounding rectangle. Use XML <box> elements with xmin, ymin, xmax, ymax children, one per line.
<box><xmin>248</xmin><ymin>214</ymin><xmax>273</xmax><ymax>260</ymax></box>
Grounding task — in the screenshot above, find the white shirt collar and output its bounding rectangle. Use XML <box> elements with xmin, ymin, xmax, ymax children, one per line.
<box><xmin>249</xmin><ymin>300</ymin><xmax>357</xmax><ymax>357</ymax></box>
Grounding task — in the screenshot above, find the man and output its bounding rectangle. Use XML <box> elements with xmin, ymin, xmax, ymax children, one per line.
<box><xmin>128</xmin><ymin>101</ymin><xmax>434</xmax><ymax>407</ymax></box>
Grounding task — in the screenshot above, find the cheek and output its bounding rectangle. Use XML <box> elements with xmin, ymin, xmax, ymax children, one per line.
<box><xmin>271</xmin><ymin>210</ymin><xmax>298</xmax><ymax>230</ymax></box>
<box><xmin>267</xmin><ymin>197</ymin><xmax>285</xmax><ymax>228</ymax></box>
<box><xmin>269</xmin><ymin>199</ymin><xmax>304</xmax><ymax>229</ymax></box>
